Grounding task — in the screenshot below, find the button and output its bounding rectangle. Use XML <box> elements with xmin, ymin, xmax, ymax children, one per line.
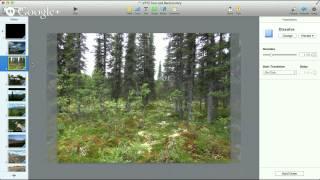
<box><xmin>278</xmin><ymin>33</ymin><xmax>297</xmax><ymax>39</ymax></box>
<box><xmin>275</xmin><ymin>171</ymin><xmax>304</xmax><ymax>176</ymax></box>
<box><xmin>299</xmin><ymin>33</ymin><xmax>317</xmax><ymax>39</ymax></box>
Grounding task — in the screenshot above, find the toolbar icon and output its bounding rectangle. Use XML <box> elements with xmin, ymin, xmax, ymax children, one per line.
<box><xmin>265</xmin><ymin>29</ymin><xmax>273</xmax><ymax>38</ymax></box>
<box><xmin>73</xmin><ymin>7</ymin><xmax>78</xmax><ymax>15</ymax></box>
<box><xmin>151</xmin><ymin>5</ymin><xmax>158</xmax><ymax>13</ymax></box>
<box><xmin>127</xmin><ymin>6</ymin><xmax>133</xmax><ymax>14</ymax></box>
<box><xmin>299</xmin><ymin>5</ymin><xmax>309</xmax><ymax>13</ymax></box>
<box><xmin>160</xmin><ymin>6</ymin><xmax>167</xmax><ymax>12</ymax></box>
<box><xmin>236</xmin><ymin>5</ymin><xmax>241</xmax><ymax>14</ymax></box>
<box><xmin>227</xmin><ymin>6</ymin><xmax>233</xmax><ymax>14</ymax></box>
<box><xmin>135</xmin><ymin>6</ymin><xmax>141</xmax><ymax>13</ymax></box>
<box><xmin>172</xmin><ymin>6</ymin><xmax>177</xmax><ymax>12</ymax></box>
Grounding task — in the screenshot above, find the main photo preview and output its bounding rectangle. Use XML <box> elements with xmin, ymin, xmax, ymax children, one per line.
<box><xmin>0</xmin><ymin>17</ymin><xmax>28</xmax><ymax>179</ymax></box>
<box><xmin>47</xmin><ymin>32</ymin><xmax>241</xmax><ymax>163</ymax></box>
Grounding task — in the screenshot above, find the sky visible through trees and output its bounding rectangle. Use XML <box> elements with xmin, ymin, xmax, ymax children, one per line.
<box><xmin>83</xmin><ymin>33</ymin><xmax>168</xmax><ymax>79</ymax></box>
<box><xmin>56</xmin><ymin>33</ymin><xmax>232</xmax><ymax>163</ymax></box>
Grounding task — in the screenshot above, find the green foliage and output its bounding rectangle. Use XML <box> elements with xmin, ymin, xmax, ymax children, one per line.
<box><xmin>57</xmin><ymin>99</ymin><xmax>231</xmax><ymax>163</ymax></box>
<box><xmin>8</xmin><ymin>58</ymin><xmax>26</xmax><ymax>70</ymax></box>
<box><xmin>9</xmin><ymin>107</ymin><xmax>25</xmax><ymax>117</ymax></box>
<box><xmin>208</xmin><ymin>90</ymin><xmax>229</xmax><ymax>98</ymax></box>
<box><xmin>57</xmin><ymin>33</ymin><xmax>232</xmax><ymax>163</ymax></box>
<box><xmin>141</xmin><ymin>83</ymin><xmax>151</xmax><ymax>99</ymax></box>
<box><xmin>169</xmin><ymin>89</ymin><xmax>183</xmax><ymax>98</ymax></box>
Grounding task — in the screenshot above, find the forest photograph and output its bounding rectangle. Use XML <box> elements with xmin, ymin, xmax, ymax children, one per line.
<box><xmin>8</xmin><ymin>73</ymin><xmax>26</xmax><ymax>86</ymax></box>
<box><xmin>8</xmin><ymin>56</ymin><xmax>26</xmax><ymax>70</ymax></box>
<box><xmin>56</xmin><ymin>33</ymin><xmax>232</xmax><ymax>163</ymax></box>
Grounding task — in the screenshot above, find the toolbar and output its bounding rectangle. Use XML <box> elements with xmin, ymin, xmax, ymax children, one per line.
<box><xmin>0</xmin><ymin>1</ymin><xmax>319</xmax><ymax>17</ymax></box>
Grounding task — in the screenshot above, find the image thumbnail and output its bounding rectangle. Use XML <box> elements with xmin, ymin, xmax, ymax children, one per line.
<box><xmin>8</xmin><ymin>88</ymin><xmax>26</xmax><ymax>101</ymax></box>
<box><xmin>9</xmin><ymin>119</ymin><xmax>26</xmax><ymax>132</ymax></box>
<box><xmin>8</xmin><ymin>41</ymin><xmax>26</xmax><ymax>55</ymax></box>
<box><xmin>6</xmin><ymin>24</ymin><xmax>26</xmax><ymax>39</ymax></box>
<box><xmin>8</xmin><ymin>104</ymin><xmax>26</xmax><ymax>117</ymax></box>
<box><xmin>8</xmin><ymin>56</ymin><xmax>26</xmax><ymax>70</ymax></box>
<box><xmin>8</xmin><ymin>134</ymin><xmax>26</xmax><ymax>148</ymax></box>
<box><xmin>8</xmin><ymin>73</ymin><xmax>26</xmax><ymax>86</ymax></box>
<box><xmin>56</xmin><ymin>33</ymin><xmax>232</xmax><ymax>163</ymax></box>
<box><xmin>8</xmin><ymin>150</ymin><xmax>26</xmax><ymax>163</ymax></box>
<box><xmin>8</xmin><ymin>165</ymin><xmax>25</xmax><ymax>172</ymax></box>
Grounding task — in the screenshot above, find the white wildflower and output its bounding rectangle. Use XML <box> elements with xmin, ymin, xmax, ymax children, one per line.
<box><xmin>137</xmin><ymin>150</ymin><xmax>143</xmax><ymax>155</ymax></box>
<box><xmin>79</xmin><ymin>146</ymin><xmax>88</xmax><ymax>157</ymax></box>
<box><xmin>213</xmin><ymin>154</ymin><xmax>223</xmax><ymax>160</ymax></box>
<box><xmin>141</xmin><ymin>142</ymin><xmax>152</xmax><ymax>152</ymax></box>
<box><xmin>169</xmin><ymin>132</ymin><xmax>181</xmax><ymax>138</ymax></box>
<box><xmin>158</xmin><ymin>121</ymin><xmax>168</xmax><ymax>127</ymax></box>
<box><xmin>137</xmin><ymin>131</ymin><xmax>146</xmax><ymax>137</ymax></box>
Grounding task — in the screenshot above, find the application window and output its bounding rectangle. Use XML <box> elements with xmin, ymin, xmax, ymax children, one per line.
<box><xmin>1</xmin><ymin>1</ymin><xmax>320</xmax><ymax>180</ymax></box>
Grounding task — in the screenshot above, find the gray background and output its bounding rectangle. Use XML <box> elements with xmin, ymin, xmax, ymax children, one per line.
<box><xmin>29</xmin><ymin>16</ymin><xmax>259</xmax><ymax>179</ymax></box>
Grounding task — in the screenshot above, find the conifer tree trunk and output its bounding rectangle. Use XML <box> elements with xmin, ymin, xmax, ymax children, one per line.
<box><xmin>185</xmin><ymin>33</ymin><xmax>196</xmax><ymax>121</ymax></box>
<box><xmin>76</xmin><ymin>33</ymin><xmax>81</xmax><ymax>116</ymax></box>
<box><xmin>207</xmin><ymin>81</ymin><xmax>214</xmax><ymax>123</ymax></box>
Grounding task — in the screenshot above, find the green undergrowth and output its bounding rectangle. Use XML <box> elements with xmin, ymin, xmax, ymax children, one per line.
<box><xmin>57</xmin><ymin>100</ymin><xmax>231</xmax><ymax>163</ymax></box>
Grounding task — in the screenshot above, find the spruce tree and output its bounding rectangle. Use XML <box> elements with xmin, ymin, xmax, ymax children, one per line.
<box><xmin>94</xmin><ymin>33</ymin><xmax>112</xmax><ymax>76</ymax></box>
<box><xmin>124</xmin><ymin>33</ymin><xmax>137</xmax><ymax>98</ymax></box>
<box><xmin>146</xmin><ymin>33</ymin><xmax>156</xmax><ymax>100</ymax></box>
<box><xmin>109</xmin><ymin>33</ymin><xmax>124</xmax><ymax>102</ymax></box>
<box><xmin>93</xmin><ymin>33</ymin><xmax>112</xmax><ymax>112</ymax></box>
<box><xmin>198</xmin><ymin>33</ymin><xmax>218</xmax><ymax>123</ymax></box>
<box><xmin>56</xmin><ymin>33</ymin><xmax>87</xmax><ymax>115</ymax></box>
<box><xmin>167</xmin><ymin>33</ymin><xmax>185</xmax><ymax>119</ymax></box>
<box><xmin>184</xmin><ymin>33</ymin><xmax>197</xmax><ymax>121</ymax></box>
<box><xmin>136</xmin><ymin>33</ymin><xmax>156</xmax><ymax>105</ymax></box>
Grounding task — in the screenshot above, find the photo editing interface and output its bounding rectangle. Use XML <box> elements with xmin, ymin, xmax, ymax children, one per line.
<box><xmin>0</xmin><ymin>1</ymin><xmax>320</xmax><ymax>180</ymax></box>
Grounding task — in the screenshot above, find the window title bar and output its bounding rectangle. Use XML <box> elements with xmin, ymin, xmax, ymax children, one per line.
<box><xmin>0</xmin><ymin>1</ymin><xmax>320</xmax><ymax>17</ymax></box>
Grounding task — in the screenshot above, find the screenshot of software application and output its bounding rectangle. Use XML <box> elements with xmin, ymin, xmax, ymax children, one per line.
<box><xmin>0</xmin><ymin>0</ymin><xmax>320</xmax><ymax>179</ymax></box>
